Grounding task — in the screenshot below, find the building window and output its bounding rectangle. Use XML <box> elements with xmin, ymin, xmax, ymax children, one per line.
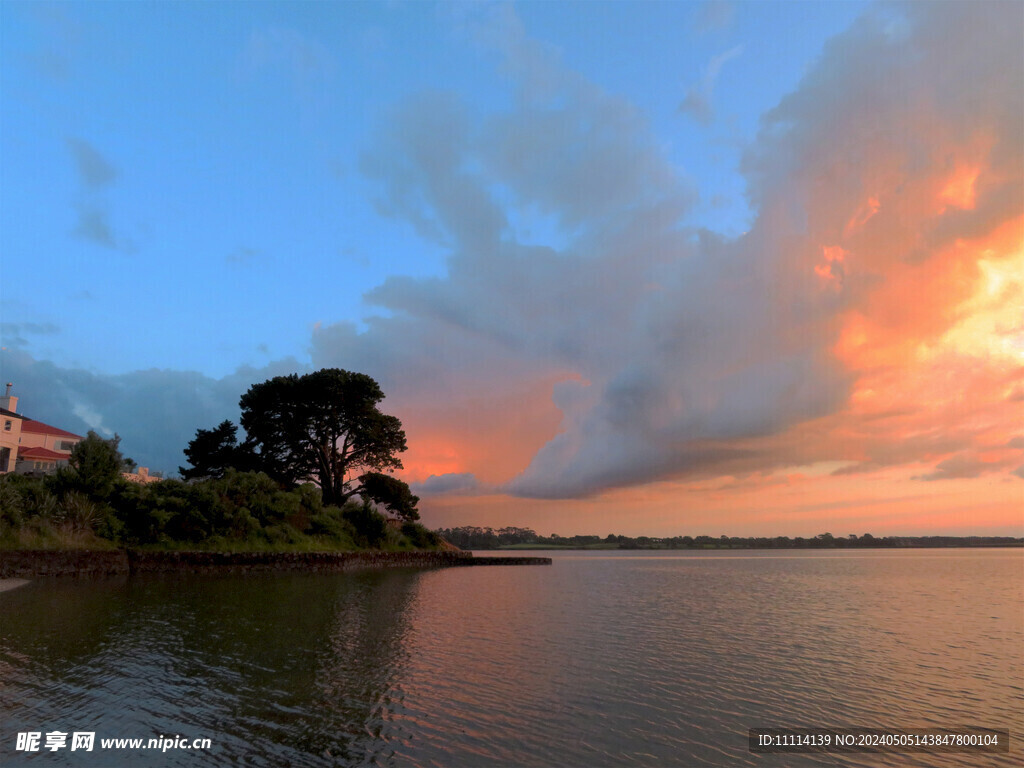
<box><xmin>58</xmin><ymin>440</ymin><xmax>74</xmax><ymax>451</ymax></box>
<box><xmin>3</xmin><ymin>420</ymin><xmax>11</xmax><ymax>431</ymax></box>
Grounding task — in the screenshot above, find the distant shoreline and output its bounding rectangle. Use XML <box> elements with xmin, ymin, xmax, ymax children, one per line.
<box><xmin>438</xmin><ymin>528</ymin><xmax>1024</xmax><ymax>551</ymax></box>
<box><xmin>493</xmin><ymin>541</ymin><xmax>1024</xmax><ymax>551</ymax></box>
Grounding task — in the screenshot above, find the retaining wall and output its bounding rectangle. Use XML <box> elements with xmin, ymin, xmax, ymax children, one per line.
<box><xmin>127</xmin><ymin>550</ymin><xmax>475</xmax><ymax>574</ymax></box>
<box><xmin>0</xmin><ymin>550</ymin><xmax>550</xmax><ymax>578</ymax></box>
<box><xmin>0</xmin><ymin>550</ymin><xmax>129</xmax><ymax>577</ymax></box>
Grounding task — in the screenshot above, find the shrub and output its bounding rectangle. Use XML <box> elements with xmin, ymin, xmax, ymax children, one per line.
<box><xmin>60</xmin><ymin>492</ymin><xmax>99</xmax><ymax>533</ymax></box>
<box><xmin>227</xmin><ymin>507</ymin><xmax>260</xmax><ymax>540</ymax></box>
<box><xmin>51</xmin><ymin>431</ymin><xmax>126</xmax><ymax>500</ymax></box>
<box><xmin>308</xmin><ymin>510</ymin><xmax>345</xmax><ymax>538</ymax></box>
<box><xmin>262</xmin><ymin>523</ymin><xmax>304</xmax><ymax>546</ymax></box>
<box><xmin>4</xmin><ymin>459</ymin><xmax>434</xmax><ymax>551</ymax></box>
<box><xmin>0</xmin><ymin>475</ymin><xmax>25</xmax><ymax>531</ymax></box>
<box><xmin>342</xmin><ymin>500</ymin><xmax>387</xmax><ymax>548</ymax></box>
<box><xmin>212</xmin><ymin>470</ymin><xmax>282</xmax><ymax>526</ymax></box>
<box><xmin>111</xmin><ymin>480</ymin><xmax>165</xmax><ymax>544</ymax></box>
<box><xmin>402</xmin><ymin>522</ymin><xmax>441</xmax><ymax>549</ymax></box>
<box><xmin>143</xmin><ymin>480</ymin><xmax>205</xmax><ymax>542</ymax></box>
<box><xmin>0</xmin><ymin>473</ymin><xmax>65</xmax><ymax>527</ymax></box>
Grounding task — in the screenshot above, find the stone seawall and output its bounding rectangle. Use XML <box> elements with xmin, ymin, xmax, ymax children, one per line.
<box><xmin>0</xmin><ymin>550</ymin><xmax>551</xmax><ymax>578</ymax></box>
<box><xmin>0</xmin><ymin>550</ymin><xmax>130</xmax><ymax>577</ymax></box>
<box><xmin>127</xmin><ymin>550</ymin><xmax>475</xmax><ymax>574</ymax></box>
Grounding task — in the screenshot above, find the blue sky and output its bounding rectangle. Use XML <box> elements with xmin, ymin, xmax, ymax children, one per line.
<box><xmin>4</xmin><ymin>2</ymin><xmax>1021</xmax><ymax>537</ymax></box>
<box><xmin>3</xmin><ymin>0</ymin><xmax>865</xmax><ymax>376</ymax></box>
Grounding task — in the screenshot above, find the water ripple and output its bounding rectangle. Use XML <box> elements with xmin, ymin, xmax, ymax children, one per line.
<box><xmin>0</xmin><ymin>552</ymin><xmax>1020</xmax><ymax>767</ymax></box>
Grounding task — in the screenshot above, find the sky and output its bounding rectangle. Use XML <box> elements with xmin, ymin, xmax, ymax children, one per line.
<box><xmin>2</xmin><ymin>1</ymin><xmax>1022</xmax><ymax>537</ymax></box>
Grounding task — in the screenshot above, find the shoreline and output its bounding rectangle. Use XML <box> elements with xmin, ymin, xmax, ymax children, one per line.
<box><xmin>491</xmin><ymin>543</ymin><xmax>1024</xmax><ymax>551</ymax></box>
<box><xmin>0</xmin><ymin>549</ymin><xmax>552</xmax><ymax>579</ymax></box>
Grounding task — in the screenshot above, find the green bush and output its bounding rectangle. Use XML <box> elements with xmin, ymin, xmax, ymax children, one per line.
<box><xmin>4</xmin><ymin>462</ymin><xmax>435</xmax><ymax>552</ymax></box>
<box><xmin>402</xmin><ymin>522</ymin><xmax>441</xmax><ymax>549</ymax></box>
<box><xmin>342</xmin><ymin>500</ymin><xmax>387</xmax><ymax>548</ymax></box>
<box><xmin>227</xmin><ymin>507</ymin><xmax>261</xmax><ymax>540</ymax></box>
<box><xmin>61</xmin><ymin>492</ymin><xmax>98</xmax><ymax>532</ymax></box>
<box><xmin>262</xmin><ymin>523</ymin><xmax>304</xmax><ymax>546</ymax></box>
<box><xmin>0</xmin><ymin>473</ymin><xmax>62</xmax><ymax>526</ymax></box>
<box><xmin>49</xmin><ymin>431</ymin><xmax>125</xmax><ymax>501</ymax></box>
<box><xmin>0</xmin><ymin>475</ymin><xmax>26</xmax><ymax>530</ymax></box>
<box><xmin>309</xmin><ymin>509</ymin><xmax>345</xmax><ymax>537</ymax></box>
<box><xmin>212</xmin><ymin>470</ymin><xmax>281</xmax><ymax>526</ymax></box>
<box><xmin>111</xmin><ymin>480</ymin><xmax>166</xmax><ymax>544</ymax></box>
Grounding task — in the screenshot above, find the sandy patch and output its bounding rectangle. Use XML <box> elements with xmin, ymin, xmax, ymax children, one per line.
<box><xmin>0</xmin><ymin>578</ymin><xmax>30</xmax><ymax>593</ymax></box>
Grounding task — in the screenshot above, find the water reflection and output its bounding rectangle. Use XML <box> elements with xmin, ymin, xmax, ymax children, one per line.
<box><xmin>2</xmin><ymin>570</ymin><xmax>424</xmax><ymax>767</ymax></box>
<box><xmin>2</xmin><ymin>551</ymin><xmax>1021</xmax><ymax>767</ymax></box>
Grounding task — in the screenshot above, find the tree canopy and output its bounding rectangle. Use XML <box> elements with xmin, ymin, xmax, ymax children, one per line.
<box><xmin>179</xmin><ymin>420</ymin><xmax>254</xmax><ymax>480</ymax></box>
<box><xmin>359</xmin><ymin>471</ymin><xmax>420</xmax><ymax>522</ymax></box>
<box><xmin>181</xmin><ymin>369</ymin><xmax>419</xmax><ymax>520</ymax></box>
<box><xmin>68</xmin><ymin>434</ymin><xmax>124</xmax><ymax>499</ymax></box>
<box><xmin>62</xmin><ymin>431</ymin><xmax>126</xmax><ymax>499</ymax></box>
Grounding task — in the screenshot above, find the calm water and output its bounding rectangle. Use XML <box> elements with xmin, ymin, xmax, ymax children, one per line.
<box><xmin>1</xmin><ymin>549</ymin><xmax>1021</xmax><ymax>767</ymax></box>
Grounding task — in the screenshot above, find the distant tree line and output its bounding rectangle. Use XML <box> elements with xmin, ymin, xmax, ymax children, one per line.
<box><xmin>434</xmin><ymin>526</ymin><xmax>540</xmax><ymax>550</ymax></box>
<box><xmin>436</xmin><ymin>527</ymin><xmax>1023</xmax><ymax>550</ymax></box>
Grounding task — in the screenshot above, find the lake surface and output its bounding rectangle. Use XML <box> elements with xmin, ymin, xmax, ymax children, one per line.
<box><xmin>1</xmin><ymin>549</ymin><xmax>1021</xmax><ymax>767</ymax></box>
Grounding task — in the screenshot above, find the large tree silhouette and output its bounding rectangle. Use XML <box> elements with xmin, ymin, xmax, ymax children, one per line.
<box><xmin>237</xmin><ymin>369</ymin><xmax>417</xmax><ymax>518</ymax></box>
<box><xmin>179</xmin><ymin>420</ymin><xmax>253</xmax><ymax>480</ymax></box>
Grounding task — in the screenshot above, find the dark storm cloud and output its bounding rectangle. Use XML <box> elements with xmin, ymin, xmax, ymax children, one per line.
<box><xmin>0</xmin><ymin>349</ymin><xmax>306</xmax><ymax>475</ymax></box>
<box><xmin>0</xmin><ymin>323</ymin><xmax>61</xmax><ymax>350</ymax></box>
<box><xmin>411</xmin><ymin>473</ymin><xmax>481</xmax><ymax>496</ymax></box>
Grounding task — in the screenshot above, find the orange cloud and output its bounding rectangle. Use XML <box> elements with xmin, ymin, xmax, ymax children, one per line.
<box><xmin>938</xmin><ymin>164</ymin><xmax>980</xmax><ymax>213</ymax></box>
<box><xmin>423</xmin><ymin>466</ymin><xmax>1023</xmax><ymax>537</ymax></box>
<box><xmin>843</xmin><ymin>195</ymin><xmax>880</xmax><ymax>238</ymax></box>
<box><xmin>814</xmin><ymin>245</ymin><xmax>847</xmax><ymax>289</ymax></box>
<box><xmin>392</xmin><ymin>373</ymin><xmax>568</xmax><ymax>485</ymax></box>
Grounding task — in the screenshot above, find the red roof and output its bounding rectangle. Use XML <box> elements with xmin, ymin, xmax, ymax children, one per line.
<box><xmin>20</xmin><ymin>419</ymin><xmax>83</xmax><ymax>440</ymax></box>
<box><xmin>17</xmin><ymin>446</ymin><xmax>69</xmax><ymax>461</ymax></box>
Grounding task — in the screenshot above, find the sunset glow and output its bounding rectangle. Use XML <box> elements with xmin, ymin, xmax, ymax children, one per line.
<box><xmin>2</xmin><ymin>1</ymin><xmax>1021</xmax><ymax>537</ymax></box>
